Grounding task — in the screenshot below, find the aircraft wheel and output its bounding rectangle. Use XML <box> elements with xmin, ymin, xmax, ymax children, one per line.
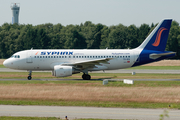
<box><xmin>82</xmin><ymin>74</ymin><xmax>91</xmax><ymax>80</ymax></box>
<box><xmin>85</xmin><ymin>74</ymin><xmax>91</xmax><ymax>80</ymax></box>
<box><xmin>27</xmin><ymin>76</ymin><xmax>32</xmax><ymax>80</ymax></box>
<box><xmin>82</xmin><ymin>74</ymin><xmax>86</xmax><ymax>80</ymax></box>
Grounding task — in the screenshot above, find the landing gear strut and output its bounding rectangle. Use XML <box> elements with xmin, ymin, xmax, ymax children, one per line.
<box><xmin>27</xmin><ymin>70</ymin><xmax>32</xmax><ymax>80</ymax></box>
<box><xmin>82</xmin><ymin>73</ymin><xmax>91</xmax><ymax>80</ymax></box>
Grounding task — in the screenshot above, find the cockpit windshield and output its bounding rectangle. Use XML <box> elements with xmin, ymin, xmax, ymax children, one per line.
<box><xmin>11</xmin><ymin>55</ymin><xmax>20</xmax><ymax>58</ymax></box>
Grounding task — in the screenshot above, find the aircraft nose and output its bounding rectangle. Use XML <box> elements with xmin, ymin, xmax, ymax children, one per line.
<box><xmin>3</xmin><ymin>59</ymin><xmax>10</xmax><ymax>67</ymax></box>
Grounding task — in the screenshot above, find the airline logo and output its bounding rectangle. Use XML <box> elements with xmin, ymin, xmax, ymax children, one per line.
<box><xmin>35</xmin><ymin>51</ymin><xmax>39</xmax><ymax>55</ymax></box>
<box><xmin>40</xmin><ymin>51</ymin><xmax>73</xmax><ymax>55</ymax></box>
<box><xmin>152</xmin><ymin>27</ymin><xmax>167</xmax><ymax>47</ymax></box>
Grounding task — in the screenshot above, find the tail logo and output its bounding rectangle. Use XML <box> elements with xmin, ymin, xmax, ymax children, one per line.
<box><xmin>152</xmin><ymin>27</ymin><xmax>167</xmax><ymax>47</ymax></box>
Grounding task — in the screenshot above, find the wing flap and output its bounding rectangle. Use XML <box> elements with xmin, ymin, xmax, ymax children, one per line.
<box><xmin>62</xmin><ymin>58</ymin><xmax>112</xmax><ymax>69</ymax></box>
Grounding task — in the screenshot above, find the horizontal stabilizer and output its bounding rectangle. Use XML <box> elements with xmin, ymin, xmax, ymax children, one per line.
<box><xmin>149</xmin><ymin>52</ymin><xmax>176</xmax><ymax>59</ymax></box>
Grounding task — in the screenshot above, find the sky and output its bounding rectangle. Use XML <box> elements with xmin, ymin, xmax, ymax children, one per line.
<box><xmin>0</xmin><ymin>0</ymin><xmax>180</xmax><ymax>27</ymax></box>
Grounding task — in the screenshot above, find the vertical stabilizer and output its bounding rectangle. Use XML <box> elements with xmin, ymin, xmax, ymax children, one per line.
<box><xmin>137</xmin><ymin>19</ymin><xmax>172</xmax><ymax>51</ymax></box>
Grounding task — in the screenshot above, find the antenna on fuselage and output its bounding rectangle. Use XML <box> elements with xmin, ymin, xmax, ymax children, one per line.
<box><xmin>106</xmin><ymin>47</ymin><xmax>108</xmax><ymax>50</ymax></box>
<box><xmin>31</xmin><ymin>47</ymin><xmax>33</xmax><ymax>50</ymax></box>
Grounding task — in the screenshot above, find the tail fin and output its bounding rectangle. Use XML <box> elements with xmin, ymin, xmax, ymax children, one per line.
<box><xmin>137</xmin><ymin>19</ymin><xmax>172</xmax><ymax>51</ymax></box>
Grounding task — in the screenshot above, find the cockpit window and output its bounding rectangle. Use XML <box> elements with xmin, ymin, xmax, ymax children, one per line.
<box><xmin>11</xmin><ymin>55</ymin><xmax>20</xmax><ymax>58</ymax></box>
<box><xmin>11</xmin><ymin>55</ymin><xmax>14</xmax><ymax>58</ymax></box>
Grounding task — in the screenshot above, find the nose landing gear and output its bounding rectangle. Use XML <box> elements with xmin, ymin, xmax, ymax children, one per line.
<box><xmin>27</xmin><ymin>70</ymin><xmax>32</xmax><ymax>80</ymax></box>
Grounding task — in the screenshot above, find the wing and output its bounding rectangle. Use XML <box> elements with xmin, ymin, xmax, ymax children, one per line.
<box><xmin>61</xmin><ymin>58</ymin><xmax>113</xmax><ymax>69</ymax></box>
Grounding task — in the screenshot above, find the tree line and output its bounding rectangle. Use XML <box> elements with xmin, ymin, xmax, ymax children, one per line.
<box><xmin>0</xmin><ymin>20</ymin><xmax>180</xmax><ymax>59</ymax></box>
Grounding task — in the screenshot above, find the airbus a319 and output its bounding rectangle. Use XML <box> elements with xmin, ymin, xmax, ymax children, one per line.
<box><xmin>3</xmin><ymin>19</ymin><xmax>175</xmax><ymax>80</ymax></box>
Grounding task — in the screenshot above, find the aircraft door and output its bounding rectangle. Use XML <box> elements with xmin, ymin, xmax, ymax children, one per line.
<box><xmin>26</xmin><ymin>51</ymin><xmax>33</xmax><ymax>63</ymax></box>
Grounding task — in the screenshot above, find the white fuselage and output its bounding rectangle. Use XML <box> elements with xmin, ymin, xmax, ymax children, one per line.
<box><xmin>4</xmin><ymin>49</ymin><xmax>141</xmax><ymax>71</ymax></box>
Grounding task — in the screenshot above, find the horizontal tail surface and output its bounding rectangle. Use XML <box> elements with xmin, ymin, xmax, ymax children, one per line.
<box><xmin>137</xmin><ymin>19</ymin><xmax>172</xmax><ymax>51</ymax></box>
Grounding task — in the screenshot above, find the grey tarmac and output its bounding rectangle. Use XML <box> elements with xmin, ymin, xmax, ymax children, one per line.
<box><xmin>0</xmin><ymin>105</ymin><xmax>180</xmax><ymax>120</ymax></box>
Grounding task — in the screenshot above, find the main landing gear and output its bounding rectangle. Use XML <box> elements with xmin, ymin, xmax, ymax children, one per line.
<box><xmin>82</xmin><ymin>73</ymin><xmax>91</xmax><ymax>80</ymax></box>
<box><xmin>27</xmin><ymin>70</ymin><xmax>32</xmax><ymax>80</ymax></box>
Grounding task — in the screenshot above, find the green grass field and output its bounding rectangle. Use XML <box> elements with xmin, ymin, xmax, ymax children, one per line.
<box><xmin>0</xmin><ymin>79</ymin><xmax>180</xmax><ymax>109</ymax></box>
<box><xmin>0</xmin><ymin>71</ymin><xmax>180</xmax><ymax>110</ymax></box>
<box><xmin>0</xmin><ymin>72</ymin><xmax>180</xmax><ymax>79</ymax></box>
<box><xmin>129</xmin><ymin>66</ymin><xmax>180</xmax><ymax>70</ymax></box>
<box><xmin>0</xmin><ymin>116</ymin><xmax>107</xmax><ymax>120</ymax></box>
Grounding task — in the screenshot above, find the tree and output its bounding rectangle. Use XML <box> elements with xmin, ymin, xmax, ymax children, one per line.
<box><xmin>107</xmin><ymin>24</ymin><xmax>128</xmax><ymax>49</ymax></box>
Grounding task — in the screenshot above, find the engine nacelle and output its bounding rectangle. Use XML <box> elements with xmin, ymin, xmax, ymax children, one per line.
<box><xmin>54</xmin><ymin>66</ymin><xmax>72</xmax><ymax>77</ymax></box>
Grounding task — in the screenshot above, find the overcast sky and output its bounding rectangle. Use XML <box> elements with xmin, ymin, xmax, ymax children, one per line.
<box><xmin>0</xmin><ymin>0</ymin><xmax>179</xmax><ymax>27</ymax></box>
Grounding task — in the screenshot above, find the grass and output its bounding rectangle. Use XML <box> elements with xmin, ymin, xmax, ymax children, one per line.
<box><xmin>0</xmin><ymin>116</ymin><xmax>111</xmax><ymax>120</ymax></box>
<box><xmin>0</xmin><ymin>116</ymin><xmax>61</xmax><ymax>120</ymax></box>
<box><xmin>1</xmin><ymin>72</ymin><xmax>180</xmax><ymax>79</ymax></box>
<box><xmin>0</xmin><ymin>80</ymin><xmax>180</xmax><ymax>87</ymax></box>
<box><xmin>0</xmin><ymin>99</ymin><xmax>179</xmax><ymax>109</ymax></box>
<box><xmin>0</xmin><ymin>64</ymin><xmax>6</xmax><ymax>68</ymax></box>
<box><xmin>0</xmin><ymin>71</ymin><xmax>180</xmax><ymax>109</ymax></box>
<box><xmin>129</xmin><ymin>66</ymin><xmax>180</xmax><ymax>70</ymax></box>
<box><xmin>0</xmin><ymin>80</ymin><xmax>180</xmax><ymax>109</ymax></box>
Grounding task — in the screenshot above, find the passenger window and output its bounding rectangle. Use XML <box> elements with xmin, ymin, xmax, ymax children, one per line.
<box><xmin>46</xmin><ymin>56</ymin><xmax>47</xmax><ymax>58</ymax></box>
<box><xmin>69</xmin><ymin>56</ymin><xmax>71</xmax><ymax>58</ymax></box>
<box><xmin>73</xmin><ymin>56</ymin><xmax>75</xmax><ymax>58</ymax></box>
<box><xmin>62</xmin><ymin>56</ymin><xmax>64</xmax><ymax>58</ymax></box>
<box><xmin>87</xmin><ymin>56</ymin><xmax>89</xmax><ymax>58</ymax></box>
<box><xmin>90</xmin><ymin>56</ymin><xmax>92</xmax><ymax>58</ymax></box>
<box><xmin>54</xmin><ymin>56</ymin><xmax>56</xmax><ymax>58</ymax></box>
<box><xmin>48</xmin><ymin>56</ymin><xmax>50</xmax><ymax>58</ymax></box>
<box><xmin>106</xmin><ymin>56</ymin><xmax>108</xmax><ymax>58</ymax></box>
<box><xmin>82</xmin><ymin>56</ymin><xmax>84</xmax><ymax>58</ymax></box>
<box><xmin>76</xmin><ymin>56</ymin><xmax>78</xmax><ymax>58</ymax></box>
<box><xmin>79</xmin><ymin>56</ymin><xmax>81</xmax><ymax>58</ymax></box>
<box><xmin>98</xmin><ymin>56</ymin><xmax>100</xmax><ymax>58</ymax></box>
<box><xmin>35</xmin><ymin>56</ymin><xmax>36</xmax><ymax>58</ymax></box>
<box><xmin>59</xmin><ymin>56</ymin><xmax>61</xmax><ymax>58</ymax></box>
<box><xmin>57</xmin><ymin>56</ymin><xmax>58</xmax><ymax>58</ymax></box>
<box><xmin>84</xmin><ymin>56</ymin><xmax>86</xmax><ymax>58</ymax></box>
<box><xmin>37</xmin><ymin>56</ymin><xmax>39</xmax><ymax>58</ymax></box>
<box><xmin>65</xmin><ymin>56</ymin><xmax>67</xmax><ymax>58</ymax></box>
<box><xmin>40</xmin><ymin>56</ymin><xmax>42</xmax><ymax>58</ymax></box>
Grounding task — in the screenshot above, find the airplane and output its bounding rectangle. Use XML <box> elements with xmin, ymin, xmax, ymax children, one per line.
<box><xmin>3</xmin><ymin>19</ymin><xmax>176</xmax><ymax>80</ymax></box>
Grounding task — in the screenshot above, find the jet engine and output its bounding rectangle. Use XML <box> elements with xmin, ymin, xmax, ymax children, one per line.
<box><xmin>53</xmin><ymin>66</ymin><xmax>72</xmax><ymax>77</ymax></box>
<box><xmin>52</xmin><ymin>65</ymin><xmax>80</xmax><ymax>77</ymax></box>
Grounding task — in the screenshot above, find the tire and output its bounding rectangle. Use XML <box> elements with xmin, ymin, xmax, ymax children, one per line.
<box><xmin>27</xmin><ymin>76</ymin><xmax>32</xmax><ymax>80</ymax></box>
<box><xmin>85</xmin><ymin>75</ymin><xmax>91</xmax><ymax>80</ymax></box>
